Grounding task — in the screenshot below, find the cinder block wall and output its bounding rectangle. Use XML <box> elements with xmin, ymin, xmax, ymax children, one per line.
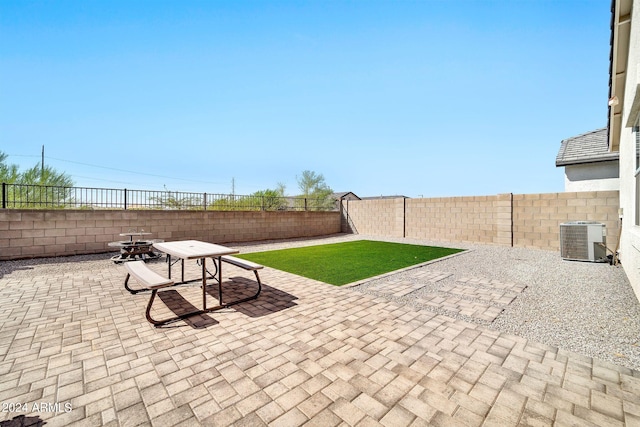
<box><xmin>512</xmin><ymin>191</ymin><xmax>620</xmax><ymax>251</ymax></box>
<box><xmin>0</xmin><ymin>210</ymin><xmax>341</xmax><ymax>260</ymax></box>
<box><xmin>405</xmin><ymin>195</ymin><xmax>501</xmax><ymax>245</ymax></box>
<box><xmin>341</xmin><ymin>198</ymin><xmax>405</xmax><ymax>237</ymax></box>
<box><xmin>343</xmin><ymin>191</ymin><xmax>620</xmax><ymax>252</ymax></box>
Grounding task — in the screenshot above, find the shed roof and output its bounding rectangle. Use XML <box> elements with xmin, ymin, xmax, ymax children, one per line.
<box><xmin>360</xmin><ymin>195</ymin><xmax>408</xmax><ymax>200</ymax></box>
<box><xmin>331</xmin><ymin>192</ymin><xmax>360</xmax><ymax>200</ymax></box>
<box><xmin>555</xmin><ymin>128</ymin><xmax>619</xmax><ymax>167</ymax></box>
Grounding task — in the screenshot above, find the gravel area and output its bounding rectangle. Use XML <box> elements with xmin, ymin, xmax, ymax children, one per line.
<box><xmin>2</xmin><ymin>234</ymin><xmax>640</xmax><ymax>371</ymax></box>
<box><xmin>0</xmin><ymin>252</ymin><xmax>120</xmax><ymax>279</ymax></box>
<box><xmin>346</xmin><ymin>235</ymin><xmax>640</xmax><ymax>371</ymax></box>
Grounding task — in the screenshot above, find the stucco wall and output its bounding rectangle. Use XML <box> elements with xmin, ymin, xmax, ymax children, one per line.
<box><xmin>618</xmin><ymin>1</ymin><xmax>640</xmax><ymax>299</ymax></box>
<box><xmin>0</xmin><ymin>209</ymin><xmax>341</xmax><ymax>260</ymax></box>
<box><xmin>564</xmin><ymin>161</ymin><xmax>619</xmax><ymax>192</ymax></box>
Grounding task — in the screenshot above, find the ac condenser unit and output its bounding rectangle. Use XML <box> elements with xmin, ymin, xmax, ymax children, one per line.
<box><xmin>559</xmin><ymin>221</ymin><xmax>607</xmax><ymax>262</ymax></box>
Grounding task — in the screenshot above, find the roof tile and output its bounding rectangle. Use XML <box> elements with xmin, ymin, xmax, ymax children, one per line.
<box><xmin>556</xmin><ymin>128</ymin><xmax>619</xmax><ymax>166</ymax></box>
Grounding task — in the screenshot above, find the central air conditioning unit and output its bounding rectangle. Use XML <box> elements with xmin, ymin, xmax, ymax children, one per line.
<box><xmin>559</xmin><ymin>221</ymin><xmax>607</xmax><ymax>262</ymax></box>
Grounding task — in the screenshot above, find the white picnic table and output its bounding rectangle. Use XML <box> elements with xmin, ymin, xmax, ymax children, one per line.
<box><xmin>152</xmin><ymin>240</ymin><xmax>238</xmax><ymax>311</ymax></box>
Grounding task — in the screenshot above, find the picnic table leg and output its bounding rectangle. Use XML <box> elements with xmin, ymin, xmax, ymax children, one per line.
<box><xmin>202</xmin><ymin>258</ymin><xmax>207</xmax><ymax>311</ymax></box>
<box><xmin>217</xmin><ymin>256</ymin><xmax>223</xmax><ymax>305</ymax></box>
<box><xmin>146</xmin><ymin>289</ymin><xmax>206</xmax><ymax>327</ymax></box>
<box><xmin>124</xmin><ymin>273</ymin><xmax>148</xmax><ymax>294</ymax></box>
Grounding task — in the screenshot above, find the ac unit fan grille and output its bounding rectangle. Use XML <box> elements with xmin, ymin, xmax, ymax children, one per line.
<box><xmin>560</xmin><ymin>225</ymin><xmax>589</xmax><ymax>260</ymax></box>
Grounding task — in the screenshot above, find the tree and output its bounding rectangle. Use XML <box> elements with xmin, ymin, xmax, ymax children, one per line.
<box><xmin>149</xmin><ymin>186</ymin><xmax>204</xmax><ymax>210</ymax></box>
<box><xmin>297</xmin><ymin>170</ymin><xmax>331</xmax><ymax>197</ymax></box>
<box><xmin>0</xmin><ymin>151</ymin><xmax>20</xmax><ymax>184</ymax></box>
<box><xmin>0</xmin><ymin>150</ymin><xmax>75</xmax><ymax>208</ymax></box>
<box><xmin>251</xmin><ymin>183</ymin><xmax>287</xmax><ymax>211</ymax></box>
<box><xmin>20</xmin><ymin>164</ymin><xmax>74</xmax><ymax>187</ymax></box>
<box><xmin>296</xmin><ymin>170</ymin><xmax>334</xmax><ymax>210</ymax></box>
<box><xmin>0</xmin><ymin>150</ymin><xmax>74</xmax><ymax>187</ymax></box>
<box><xmin>208</xmin><ymin>183</ymin><xmax>288</xmax><ymax>211</ymax></box>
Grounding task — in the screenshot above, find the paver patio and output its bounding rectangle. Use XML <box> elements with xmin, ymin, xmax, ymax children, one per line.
<box><xmin>1</xmin><ymin>238</ymin><xmax>639</xmax><ymax>426</ymax></box>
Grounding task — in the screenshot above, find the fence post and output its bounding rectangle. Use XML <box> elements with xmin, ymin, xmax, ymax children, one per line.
<box><xmin>124</xmin><ymin>188</ymin><xmax>128</xmax><ymax>210</ymax></box>
<box><xmin>1</xmin><ymin>183</ymin><xmax>5</xmax><ymax>209</ymax></box>
<box><xmin>304</xmin><ymin>198</ymin><xmax>308</xmax><ymax>211</ymax></box>
<box><xmin>204</xmin><ymin>193</ymin><xmax>207</xmax><ymax>210</ymax></box>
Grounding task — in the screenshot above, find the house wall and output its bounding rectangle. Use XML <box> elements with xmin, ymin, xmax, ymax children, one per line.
<box><xmin>564</xmin><ymin>161</ymin><xmax>620</xmax><ymax>192</ymax></box>
<box><xmin>0</xmin><ymin>209</ymin><xmax>342</xmax><ymax>260</ymax></box>
<box><xmin>618</xmin><ymin>1</ymin><xmax>640</xmax><ymax>299</ymax></box>
<box><xmin>342</xmin><ymin>191</ymin><xmax>620</xmax><ymax>252</ymax></box>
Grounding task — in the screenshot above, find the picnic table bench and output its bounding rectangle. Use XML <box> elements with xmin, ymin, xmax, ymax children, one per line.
<box><xmin>124</xmin><ymin>261</ymin><xmax>178</xmax><ymax>325</ymax></box>
<box><xmin>221</xmin><ymin>255</ymin><xmax>263</xmax><ymax>291</ymax></box>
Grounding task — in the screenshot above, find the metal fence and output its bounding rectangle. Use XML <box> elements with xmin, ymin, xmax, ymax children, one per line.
<box><xmin>0</xmin><ymin>183</ymin><xmax>338</xmax><ymax>211</ymax></box>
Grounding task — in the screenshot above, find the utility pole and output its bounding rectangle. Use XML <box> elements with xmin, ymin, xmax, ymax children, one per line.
<box><xmin>231</xmin><ymin>177</ymin><xmax>235</xmax><ymax>195</ymax></box>
<box><xmin>41</xmin><ymin>145</ymin><xmax>44</xmax><ymax>181</ymax></box>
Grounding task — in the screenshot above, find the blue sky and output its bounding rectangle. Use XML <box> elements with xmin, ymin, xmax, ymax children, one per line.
<box><xmin>1</xmin><ymin>0</ymin><xmax>611</xmax><ymax>198</ymax></box>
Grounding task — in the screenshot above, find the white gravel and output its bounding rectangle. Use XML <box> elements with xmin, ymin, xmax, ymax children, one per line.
<box><xmin>2</xmin><ymin>234</ymin><xmax>639</xmax><ymax>371</ymax></box>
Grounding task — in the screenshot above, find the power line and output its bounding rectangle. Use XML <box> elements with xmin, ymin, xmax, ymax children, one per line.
<box><xmin>46</xmin><ymin>156</ymin><xmax>227</xmax><ymax>185</ymax></box>
<box><xmin>6</xmin><ymin>153</ymin><xmax>227</xmax><ymax>186</ymax></box>
<box><xmin>5</xmin><ymin>152</ymin><xmax>272</xmax><ymax>193</ymax></box>
<box><xmin>69</xmin><ymin>174</ymin><xmax>147</xmax><ymax>186</ymax></box>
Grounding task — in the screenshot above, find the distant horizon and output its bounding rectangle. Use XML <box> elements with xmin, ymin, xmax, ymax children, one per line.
<box><xmin>1</xmin><ymin>1</ymin><xmax>611</xmax><ymax>198</ymax></box>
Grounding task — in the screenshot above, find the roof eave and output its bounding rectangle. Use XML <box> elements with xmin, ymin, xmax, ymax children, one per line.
<box><xmin>608</xmin><ymin>0</ymin><xmax>633</xmax><ymax>152</ymax></box>
<box><xmin>555</xmin><ymin>156</ymin><xmax>620</xmax><ymax>167</ymax></box>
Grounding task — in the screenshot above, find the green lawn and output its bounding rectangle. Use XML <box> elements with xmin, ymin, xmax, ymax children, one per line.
<box><xmin>235</xmin><ymin>240</ymin><xmax>464</xmax><ymax>286</ymax></box>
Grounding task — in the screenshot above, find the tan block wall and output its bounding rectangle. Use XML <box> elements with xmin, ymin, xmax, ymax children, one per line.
<box><xmin>0</xmin><ymin>209</ymin><xmax>341</xmax><ymax>260</ymax></box>
<box><xmin>343</xmin><ymin>191</ymin><xmax>620</xmax><ymax>252</ymax></box>
<box><xmin>0</xmin><ymin>191</ymin><xmax>620</xmax><ymax>259</ymax></box>
<box><xmin>404</xmin><ymin>196</ymin><xmax>500</xmax><ymax>244</ymax></box>
<box><xmin>341</xmin><ymin>198</ymin><xmax>405</xmax><ymax>237</ymax></box>
<box><xmin>512</xmin><ymin>191</ymin><xmax>620</xmax><ymax>251</ymax></box>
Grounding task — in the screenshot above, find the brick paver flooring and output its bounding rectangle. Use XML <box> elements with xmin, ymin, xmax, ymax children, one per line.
<box><xmin>1</xmin><ymin>251</ymin><xmax>640</xmax><ymax>426</ymax></box>
<box><xmin>353</xmin><ymin>269</ymin><xmax>526</xmax><ymax>325</ymax></box>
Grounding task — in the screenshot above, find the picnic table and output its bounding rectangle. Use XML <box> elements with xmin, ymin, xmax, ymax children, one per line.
<box><xmin>109</xmin><ymin>231</ymin><xmax>162</xmax><ymax>263</ymax></box>
<box><xmin>123</xmin><ymin>240</ymin><xmax>262</xmax><ymax>326</ymax></box>
<box><xmin>152</xmin><ymin>240</ymin><xmax>238</xmax><ymax>310</ymax></box>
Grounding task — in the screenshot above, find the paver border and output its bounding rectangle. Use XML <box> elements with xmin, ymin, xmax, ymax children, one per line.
<box><xmin>341</xmin><ymin>249</ymin><xmax>472</xmax><ymax>289</ymax></box>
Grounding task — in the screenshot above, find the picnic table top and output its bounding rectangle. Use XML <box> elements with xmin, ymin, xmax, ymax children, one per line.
<box><xmin>120</xmin><ymin>231</ymin><xmax>152</xmax><ymax>237</ymax></box>
<box><xmin>153</xmin><ymin>240</ymin><xmax>238</xmax><ymax>260</ymax></box>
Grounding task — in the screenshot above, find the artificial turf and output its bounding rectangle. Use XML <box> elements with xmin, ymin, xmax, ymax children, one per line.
<box><xmin>235</xmin><ymin>240</ymin><xmax>464</xmax><ymax>286</ymax></box>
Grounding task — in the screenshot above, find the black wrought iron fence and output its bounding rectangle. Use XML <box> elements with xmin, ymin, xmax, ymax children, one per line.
<box><xmin>0</xmin><ymin>183</ymin><xmax>338</xmax><ymax>211</ymax></box>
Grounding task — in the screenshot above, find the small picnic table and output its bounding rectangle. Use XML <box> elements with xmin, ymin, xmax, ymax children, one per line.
<box><xmin>109</xmin><ymin>231</ymin><xmax>162</xmax><ymax>263</ymax></box>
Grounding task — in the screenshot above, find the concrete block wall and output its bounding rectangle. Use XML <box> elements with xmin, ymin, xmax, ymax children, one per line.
<box><xmin>341</xmin><ymin>198</ymin><xmax>405</xmax><ymax>237</ymax></box>
<box><xmin>0</xmin><ymin>191</ymin><xmax>620</xmax><ymax>260</ymax></box>
<box><xmin>0</xmin><ymin>209</ymin><xmax>341</xmax><ymax>260</ymax></box>
<box><xmin>343</xmin><ymin>191</ymin><xmax>620</xmax><ymax>252</ymax></box>
<box><xmin>404</xmin><ymin>196</ymin><xmax>500</xmax><ymax>244</ymax></box>
<box><xmin>494</xmin><ymin>193</ymin><xmax>514</xmax><ymax>246</ymax></box>
<box><xmin>512</xmin><ymin>191</ymin><xmax>620</xmax><ymax>251</ymax></box>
